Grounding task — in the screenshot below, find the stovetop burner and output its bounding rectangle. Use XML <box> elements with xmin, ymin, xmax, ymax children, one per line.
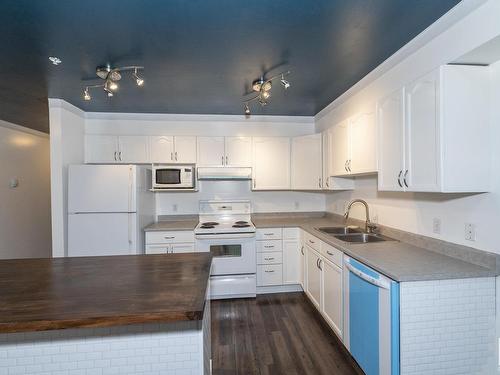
<box><xmin>234</xmin><ymin>221</ymin><xmax>249</xmax><ymax>225</ymax></box>
<box><xmin>201</xmin><ymin>225</ymin><xmax>215</xmax><ymax>229</ymax></box>
<box><xmin>232</xmin><ymin>223</ymin><xmax>251</xmax><ymax>228</ymax></box>
<box><xmin>201</xmin><ymin>221</ymin><xmax>219</xmax><ymax>226</ymax></box>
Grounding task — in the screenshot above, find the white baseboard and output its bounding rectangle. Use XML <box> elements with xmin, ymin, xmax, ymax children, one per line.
<box><xmin>257</xmin><ymin>284</ymin><xmax>303</xmax><ymax>294</ymax></box>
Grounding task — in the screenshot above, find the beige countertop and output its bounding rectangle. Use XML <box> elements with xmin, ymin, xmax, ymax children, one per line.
<box><xmin>144</xmin><ymin>212</ymin><xmax>499</xmax><ymax>282</ymax></box>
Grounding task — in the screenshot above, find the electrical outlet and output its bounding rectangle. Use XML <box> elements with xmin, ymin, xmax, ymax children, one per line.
<box><xmin>464</xmin><ymin>223</ymin><xmax>476</xmax><ymax>241</ymax></box>
<box><xmin>372</xmin><ymin>214</ymin><xmax>379</xmax><ymax>224</ymax></box>
<box><xmin>172</xmin><ymin>204</ymin><xmax>178</xmax><ymax>212</ymax></box>
<box><xmin>432</xmin><ymin>218</ymin><xmax>441</xmax><ymax>234</ymax></box>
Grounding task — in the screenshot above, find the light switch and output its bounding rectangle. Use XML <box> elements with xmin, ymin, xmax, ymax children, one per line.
<box><xmin>9</xmin><ymin>177</ymin><xmax>19</xmax><ymax>189</ymax></box>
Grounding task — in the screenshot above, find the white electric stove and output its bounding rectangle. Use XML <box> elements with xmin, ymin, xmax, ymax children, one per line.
<box><xmin>195</xmin><ymin>200</ymin><xmax>256</xmax><ymax>299</ymax></box>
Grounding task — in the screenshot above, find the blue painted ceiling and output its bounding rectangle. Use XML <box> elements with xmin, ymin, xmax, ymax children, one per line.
<box><xmin>0</xmin><ymin>0</ymin><xmax>460</xmax><ymax>133</ymax></box>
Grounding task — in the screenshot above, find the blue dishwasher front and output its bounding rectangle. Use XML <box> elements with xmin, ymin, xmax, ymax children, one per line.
<box><xmin>343</xmin><ymin>256</ymin><xmax>399</xmax><ymax>375</ymax></box>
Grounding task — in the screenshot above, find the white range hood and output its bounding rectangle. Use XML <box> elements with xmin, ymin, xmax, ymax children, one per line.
<box><xmin>197</xmin><ymin>167</ymin><xmax>252</xmax><ymax>180</ymax></box>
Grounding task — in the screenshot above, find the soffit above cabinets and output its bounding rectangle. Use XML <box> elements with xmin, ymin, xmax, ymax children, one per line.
<box><xmin>0</xmin><ymin>0</ymin><xmax>460</xmax><ymax>133</ymax></box>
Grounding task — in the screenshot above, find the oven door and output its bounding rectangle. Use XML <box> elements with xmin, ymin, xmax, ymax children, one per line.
<box><xmin>196</xmin><ymin>236</ymin><xmax>256</xmax><ymax>276</ymax></box>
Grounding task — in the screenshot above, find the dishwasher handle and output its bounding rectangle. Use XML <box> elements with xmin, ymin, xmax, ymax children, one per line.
<box><xmin>345</xmin><ymin>261</ymin><xmax>390</xmax><ymax>290</ymax></box>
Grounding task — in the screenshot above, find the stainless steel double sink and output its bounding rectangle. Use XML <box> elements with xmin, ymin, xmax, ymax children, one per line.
<box><xmin>315</xmin><ymin>226</ymin><xmax>396</xmax><ymax>244</ymax></box>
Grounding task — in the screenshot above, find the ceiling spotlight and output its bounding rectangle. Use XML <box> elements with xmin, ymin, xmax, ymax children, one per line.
<box><xmin>280</xmin><ymin>74</ymin><xmax>290</xmax><ymax>89</ymax></box>
<box><xmin>133</xmin><ymin>68</ymin><xmax>144</xmax><ymax>86</ymax></box>
<box><xmin>81</xmin><ymin>65</ymin><xmax>144</xmax><ymax>101</ymax></box>
<box><xmin>83</xmin><ymin>88</ymin><xmax>91</xmax><ymax>101</ymax></box>
<box><xmin>243</xmin><ymin>70</ymin><xmax>290</xmax><ymax>115</ymax></box>
<box><xmin>48</xmin><ymin>56</ymin><xmax>62</xmax><ymax>65</ymax></box>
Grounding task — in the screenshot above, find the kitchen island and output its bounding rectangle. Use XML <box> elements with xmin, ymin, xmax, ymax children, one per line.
<box><xmin>0</xmin><ymin>253</ymin><xmax>212</xmax><ymax>375</ymax></box>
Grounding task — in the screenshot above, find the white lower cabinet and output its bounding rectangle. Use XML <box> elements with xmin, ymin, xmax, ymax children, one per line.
<box><xmin>145</xmin><ymin>230</ymin><xmax>195</xmax><ymax>254</ymax></box>
<box><xmin>321</xmin><ymin>259</ymin><xmax>343</xmax><ymax>338</ymax></box>
<box><xmin>305</xmin><ymin>245</ymin><xmax>322</xmax><ymax>309</ymax></box>
<box><xmin>302</xmin><ymin>230</ymin><xmax>343</xmax><ymax>340</ymax></box>
<box><xmin>257</xmin><ymin>264</ymin><xmax>283</xmax><ymax>286</ymax></box>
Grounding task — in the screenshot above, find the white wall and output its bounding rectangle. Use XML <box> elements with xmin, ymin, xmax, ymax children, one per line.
<box><xmin>49</xmin><ymin>99</ymin><xmax>86</xmax><ymax>257</ymax></box>
<box><xmin>156</xmin><ymin>180</ymin><xmax>325</xmax><ymax>215</ymax></box>
<box><xmin>317</xmin><ymin>0</ymin><xmax>500</xmax><ymax>254</ymax></box>
<box><xmin>85</xmin><ymin>112</ymin><xmax>324</xmax><ymax>215</ymax></box>
<box><xmin>0</xmin><ymin>120</ymin><xmax>51</xmax><ymax>259</ymax></box>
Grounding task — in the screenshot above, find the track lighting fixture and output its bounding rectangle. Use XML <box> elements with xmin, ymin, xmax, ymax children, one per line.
<box><xmin>82</xmin><ymin>65</ymin><xmax>144</xmax><ymax>101</ymax></box>
<box><xmin>243</xmin><ymin>70</ymin><xmax>291</xmax><ymax>116</ymax></box>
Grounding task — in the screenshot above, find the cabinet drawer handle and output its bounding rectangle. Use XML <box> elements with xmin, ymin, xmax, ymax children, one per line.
<box><xmin>164</xmin><ymin>236</ymin><xmax>175</xmax><ymax>239</ymax></box>
<box><xmin>403</xmin><ymin>169</ymin><xmax>409</xmax><ymax>188</ymax></box>
<box><xmin>264</xmin><ymin>233</ymin><xmax>274</xmax><ymax>236</ymax></box>
<box><xmin>264</xmin><ymin>257</ymin><xmax>275</xmax><ymax>261</ymax></box>
<box><xmin>397</xmin><ymin>170</ymin><xmax>403</xmax><ymax>188</ymax></box>
<box><xmin>308</xmin><ymin>239</ymin><xmax>315</xmax><ymax>244</ymax></box>
<box><xmin>264</xmin><ymin>245</ymin><xmax>274</xmax><ymax>248</ymax></box>
<box><xmin>326</xmin><ymin>250</ymin><xmax>334</xmax><ymax>256</ymax></box>
<box><xmin>264</xmin><ymin>270</ymin><xmax>275</xmax><ymax>273</ymax></box>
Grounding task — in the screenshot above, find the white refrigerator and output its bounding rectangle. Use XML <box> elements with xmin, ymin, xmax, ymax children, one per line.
<box><xmin>68</xmin><ymin>165</ymin><xmax>155</xmax><ymax>257</ymax></box>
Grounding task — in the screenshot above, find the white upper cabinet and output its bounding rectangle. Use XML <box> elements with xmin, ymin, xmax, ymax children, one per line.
<box><xmin>377</xmin><ymin>88</ymin><xmax>405</xmax><ymax>191</ymax></box>
<box><xmin>291</xmin><ymin>134</ymin><xmax>322</xmax><ymax>190</ymax></box>
<box><xmin>321</xmin><ymin>131</ymin><xmax>355</xmax><ymax>191</ymax></box>
<box><xmin>85</xmin><ymin>135</ymin><xmax>149</xmax><ymax>164</ymax></box>
<box><xmin>197</xmin><ymin>137</ymin><xmax>225</xmax><ymax>166</ymax></box>
<box><xmin>224</xmin><ymin>137</ymin><xmax>252</xmax><ymax>167</ymax></box>
<box><xmin>173</xmin><ymin>136</ymin><xmax>197</xmax><ymax>163</ymax></box>
<box><xmin>150</xmin><ymin>136</ymin><xmax>174</xmax><ymax>163</ymax></box>
<box><xmin>329</xmin><ymin>120</ymin><xmax>350</xmax><ymax>176</ymax></box>
<box><xmin>349</xmin><ymin>112</ymin><xmax>377</xmax><ymax>174</ymax></box>
<box><xmin>377</xmin><ymin>65</ymin><xmax>490</xmax><ymax>193</ymax></box>
<box><xmin>252</xmin><ymin>137</ymin><xmax>290</xmax><ymax>190</ymax></box>
<box><xmin>329</xmin><ymin>113</ymin><xmax>377</xmax><ymax>177</ymax></box>
<box><xmin>85</xmin><ymin>135</ymin><xmax>119</xmax><ymax>163</ymax></box>
<box><xmin>150</xmin><ymin>136</ymin><xmax>196</xmax><ymax>164</ymax></box>
<box><xmin>117</xmin><ymin>136</ymin><xmax>150</xmax><ymax>163</ymax></box>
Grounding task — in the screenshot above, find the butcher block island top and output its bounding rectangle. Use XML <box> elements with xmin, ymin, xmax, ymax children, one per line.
<box><xmin>0</xmin><ymin>253</ymin><xmax>212</xmax><ymax>333</ymax></box>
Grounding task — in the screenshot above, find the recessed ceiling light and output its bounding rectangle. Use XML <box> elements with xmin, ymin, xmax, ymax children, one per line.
<box><xmin>48</xmin><ymin>56</ymin><xmax>62</xmax><ymax>65</ymax></box>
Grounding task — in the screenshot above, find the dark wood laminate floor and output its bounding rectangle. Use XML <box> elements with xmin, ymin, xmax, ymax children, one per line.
<box><xmin>211</xmin><ymin>292</ymin><xmax>364</xmax><ymax>375</ymax></box>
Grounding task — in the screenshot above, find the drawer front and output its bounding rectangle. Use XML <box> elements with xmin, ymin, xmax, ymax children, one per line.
<box><xmin>321</xmin><ymin>242</ymin><xmax>343</xmax><ymax>268</ymax></box>
<box><xmin>256</xmin><ymin>240</ymin><xmax>283</xmax><ymax>253</ymax></box>
<box><xmin>283</xmin><ymin>227</ymin><xmax>299</xmax><ymax>240</ymax></box>
<box><xmin>257</xmin><ymin>251</ymin><xmax>283</xmax><ymax>265</ymax></box>
<box><xmin>170</xmin><ymin>243</ymin><xmax>195</xmax><ymax>253</ymax></box>
<box><xmin>256</xmin><ymin>228</ymin><xmax>282</xmax><ymax>240</ymax></box>
<box><xmin>145</xmin><ymin>230</ymin><xmax>195</xmax><ymax>244</ymax></box>
<box><xmin>145</xmin><ymin>244</ymin><xmax>171</xmax><ymax>254</ymax></box>
<box><xmin>303</xmin><ymin>232</ymin><xmax>320</xmax><ymax>252</ymax></box>
<box><xmin>257</xmin><ymin>264</ymin><xmax>283</xmax><ymax>286</ymax></box>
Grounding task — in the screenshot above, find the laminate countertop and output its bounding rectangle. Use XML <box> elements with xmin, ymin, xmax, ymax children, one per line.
<box><xmin>0</xmin><ymin>253</ymin><xmax>212</xmax><ymax>333</ymax></box>
<box><xmin>144</xmin><ymin>213</ymin><xmax>499</xmax><ymax>282</ymax></box>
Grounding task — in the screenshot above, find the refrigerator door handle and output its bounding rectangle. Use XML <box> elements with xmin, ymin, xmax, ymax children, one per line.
<box><xmin>128</xmin><ymin>166</ymin><xmax>133</xmax><ymax>212</ymax></box>
<box><xmin>128</xmin><ymin>213</ymin><xmax>132</xmax><ymax>245</ymax></box>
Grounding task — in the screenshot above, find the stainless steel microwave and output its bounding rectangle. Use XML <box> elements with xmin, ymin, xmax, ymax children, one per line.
<box><xmin>152</xmin><ymin>164</ymin><xmax>195</xmax><ymax>189</ymax></box>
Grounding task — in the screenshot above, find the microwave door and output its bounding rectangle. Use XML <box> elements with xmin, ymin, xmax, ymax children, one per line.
<box><xmin>156</xmin><ymin>169</ymin><xmax>182</xmax><ymax>185</ymax></box>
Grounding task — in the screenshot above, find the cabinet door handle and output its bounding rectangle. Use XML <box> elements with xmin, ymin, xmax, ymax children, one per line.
<box><xmin>397</xmin><ymin>170</ymin><xmax>403</xmax><ymax>188</ymax></box>
<box><xmin>114</xmin><ymin>151</ymin><xmax>117</xmax><ymax>161</ymax></box>
<box><xmin>226</xmin><ymin>156</ymin><xmax>228</xmax><ymax>165</ymax></box>
<box><xmin>221</xmin><ymin>156</ymin><xmax>224</xmax><ymax>165</ymax></box>
<box><xmin>171</xmin><ymin>152</ymin><xmax>173</xmax><ymax>161</ymax></box>
<box><xmin>253</xmin><ymin>179</ymin><xmax>256</xmax><ymax>189</ymax></box>
<box><xmin>318</xmin><ymin>259</ymin><xmax>323</xmax><ymax>270</ymax></box>
<box><xmin>301</xmin><ymin>246</ymin><xmax>304</xmax><ymax>255</ymax></box>
<box><xmin>348</xmin><ymin>160</ymin><xmax>352</xmax><ymax>172</ymax></box>
<box><xmin>119</xmin><ymin>151</ymin><xmax>122</xmax><ymax>161</ymax></box>
<box><xmin>175</xmin><ymin>151</ymin><xmax>178</xmax><ymax>161</ymax></box>
<box><xmin>403</xmin><ymin>169</ymin><xmax>409</xmax><ymax>188</ymax></box>
<box><xmin>344</xmin><ymin>160</ymin><xmax>348</xmax><ymax>172</ymax></box>
<box><xmin>318</xmin><ymin>177</ymin><xmax>321</xmax><ymax>188</ymax></box>
<box><xmin>326</xmin><ymin>179</ymin><xmax>330</xmax><ymax>188</ymax></box>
